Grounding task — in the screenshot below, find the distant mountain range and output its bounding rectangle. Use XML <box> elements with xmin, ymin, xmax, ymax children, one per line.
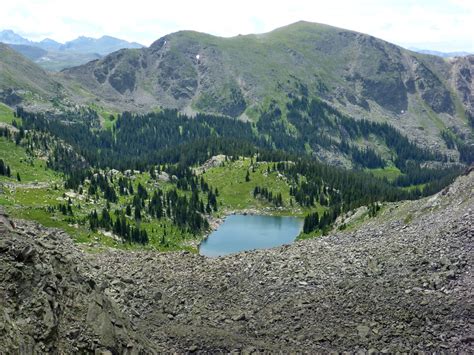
<box><xmin>0</xmin><ymin>29</ymin><xmax>144</xmax><ymax>71</ymax></box>
<box><xmin>409</xmin><ymin>47</ymin><xmax>473</xmax><ymax>58</ymax></box>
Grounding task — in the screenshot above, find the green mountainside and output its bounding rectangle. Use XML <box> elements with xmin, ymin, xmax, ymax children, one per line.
<box><xmin>0</xmin><ymin>44</ymin><xmax>65</xmax><ymax>103</ymax></box>
<box><xmin>1</xmin><ymin>22</ymin><xmax>473</xmax><ymax>160</ymax></box>
<box><xmin>0</xmin><ymin>103</ymin><xmax>463</xmax><ymax>253</ymax></box>
<box><xmin>0</xmin><ymin>22</ymin><xmax>472</xmax><ymax>247</ymax></box>
<box><xmin>60</xmin><ymin>21</ymin><xmax>473</xmax><ymax>155</ymax></box>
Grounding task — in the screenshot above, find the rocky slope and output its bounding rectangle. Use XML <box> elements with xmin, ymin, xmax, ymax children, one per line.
<box><xmin>451</xmin><ymin>55</ymin><xmax>474</xmax><ymax>123</ymax></box>
<box><xmin>0</xmin><ymin>210</ymin><xmax>154</xmax><ymax>353</ymax></box>
<box><xmin>1</xmin><ymin>169</ymin><xmax>472</xmax><ymax>352</ymax></box>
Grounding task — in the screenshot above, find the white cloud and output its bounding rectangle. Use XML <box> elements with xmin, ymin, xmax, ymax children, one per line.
<box><xmin>0</xmin><ymin>0</ymin><xmax>472</xmax><ymax>52</ymax></box>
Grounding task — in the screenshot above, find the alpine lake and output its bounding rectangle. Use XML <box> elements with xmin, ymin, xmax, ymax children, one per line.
<box><xmin>199</xmin><ymin>214</ymin><xmax>303</xmax><ymax>257</ymax></box>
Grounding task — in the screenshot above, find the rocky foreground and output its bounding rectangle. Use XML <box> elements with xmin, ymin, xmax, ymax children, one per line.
<box><xmin>0</xmin><ymin>171</ymin><xmax>473</xmax><ymax>353</ymax></box>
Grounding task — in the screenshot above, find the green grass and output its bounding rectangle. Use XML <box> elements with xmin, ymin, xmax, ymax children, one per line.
<box><xmin>0</xmin><ymin>156</ymin><xmax>203</xmax><ymax>252</ymax></box>
<box><xmin>402</xmin><ymin>183</ymin><xmax>426</xmax><ymax>192</ymax></box>
<box><xmin>0</xmin><ymin>137</ymin><xmax>60</xmax><ymax>183</ymax></box>
<box><xmin>367</xmin><ymin>166</ymin><xmax>402</xmax><ymax>182</ymax></box>
<box><xmin>0</xmin><ymin>145</ymin><xmax>326</xmax><ymax>252</ymax></box>
<box><xmin>0</xmin><ymin>103</ymin><xmax>18</xmax><ymax>125</ymax></box>
<box><xmin>297</xmin><ymin>229</ymin><xmax>322</xmax><ymax>240</ymax></box>
<box><xmin>0</xmin><ymin>136</ymin><xmax>127</xmax><ymax>250</ymax></box>
<box><xmin>88</xmin><ymin>104</ymin><xmax>117</xmax><ymax>130</ymax></box>
<box><xmin>101</xmin><ymin>113</ymin><xmax>116</xmax><ymax>130</ymax></box>
<box><xmin>203</xmin><ymin>158</ymin><xmax>289</xmax><ymax>210</ymax></box>
<box><xmin>8</xmin><ymin>205</ymin><xmax>120</xmax><ymax>247</ymax></box>
<box><xmin>202</xmin><ymin>157</ymin><xmax>322</xmax><ymax>217</ymax></box>
<box><xmin>1</xmin><ymin>186</ymin><xmax>61</xmax><ymax>206</ymax></box>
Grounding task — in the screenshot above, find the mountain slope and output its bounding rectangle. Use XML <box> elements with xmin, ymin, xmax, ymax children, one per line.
<box><xmin>0</xmin><ymin>22</ymin><xmax>472</xmax><ymax>161</ymax></box>
<box><xmin>0</xmin><ymin>208</ymin><xmax>154</xmax><ymax>353</ymax></box>
<box><xmin>7</xmin><ymin>44</ymin><xmax>47</xmax><ymax>61</ymax></box>
<box><xmin>62</xmin><ymin>21</ymin><xmax>473</xmax><ymax>153</ymax></box>
<box><xmin>1</xmin><ymin>167</ymin><xmax>471</xmax><ymax>352</ymax></box>
<box><xmin>0</xmin><ymin>43</ymin><xmax>64</xmax><ymax>104</ymax></box>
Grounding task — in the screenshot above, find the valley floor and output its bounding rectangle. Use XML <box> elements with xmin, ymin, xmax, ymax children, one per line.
<box><xmin>0</xmin><ymin>171</ymin><xmax>472</xmax><ymax>352</ymax></box>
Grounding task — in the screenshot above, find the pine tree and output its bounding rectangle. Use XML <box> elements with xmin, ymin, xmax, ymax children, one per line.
<box><xmin>134</xmin><ymin>206</ymin><xmax>141</xmax><ymax>221</ymax></box>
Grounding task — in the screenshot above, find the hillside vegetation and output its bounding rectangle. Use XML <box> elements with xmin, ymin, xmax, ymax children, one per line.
<box><xmin>1</xmin><ymin>22</ymin><xmax>472</xmax><ymax>162</ymax></box>
<box><xmin>0</xmin><ymin>102</ymin><xmax>464</xmax><ymax>252</ymax></box>
<box><xmin>60</xmin><ymin>22</ymin><xmax>473</xmax><ymax>158</ymax></box>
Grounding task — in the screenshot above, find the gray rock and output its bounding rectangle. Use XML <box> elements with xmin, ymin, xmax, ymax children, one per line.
<box><xmin>18</xmin><ymin>245</ymin><xmax>36</xmax><ymax>262</ymax></box>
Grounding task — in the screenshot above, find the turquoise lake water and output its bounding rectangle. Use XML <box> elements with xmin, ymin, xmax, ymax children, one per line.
<box><xmin>199</xmin><ymin>214</ymin><xmax>303</xmax><ymax>257</ymax></box>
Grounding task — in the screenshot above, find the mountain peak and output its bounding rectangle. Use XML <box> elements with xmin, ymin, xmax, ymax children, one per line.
<box><xmin>0</xmin><ymin>29</ymin><xmax>31</xmax><ymax>45</ymax></box>
<box><xmin>40</xmin><ymin>38</ymin><xmax>61</xmax><ymax>44</ymax></box>
<box><xmin>62</xmin><ymin>35</ymin><xmax>143</xmax><ymax>55</ymax></box>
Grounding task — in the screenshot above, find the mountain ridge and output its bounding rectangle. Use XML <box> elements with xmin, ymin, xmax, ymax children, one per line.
<box><xmin>0</xmin><ymin>29</ymin><xmax>144</xmax><ymax>71</ymax></box>
<box><xmin>61</xmin><ymin>21</ymin><xmax>473</xmax><ymax>157</ymax></box>
<box><xmin>0</xmin><ymin>43</ymin><xmax>63</xmax><ymax>102</ymax></box>
<box><xmin>0</xmin><ymin>29</ymin><xmax>144</xmax><ymax>52</ymax></box>
<box><xmin>409</xmin><ymin>47</ymin><xmax>473</xmax><ymax>58</ymax></box>
<box><xmin>0</xmin><ymin>22</ymin><xmax>472</xmax><ymax>162</ymax></box>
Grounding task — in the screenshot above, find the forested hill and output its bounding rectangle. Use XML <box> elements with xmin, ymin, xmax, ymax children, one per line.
<box><xmin>15</xmin><ymin>97</ymin><xmax>468</xmax><ymax>171</ymax></box>
<box><xmin>0</xmin><ymin>89</ymin><xmax>464</xmax><ymax>252</ymax></box>
<box><xmin>13</xmin><ymin>103</ymin><xmax>462</xmax><ymax>204</ymax></box>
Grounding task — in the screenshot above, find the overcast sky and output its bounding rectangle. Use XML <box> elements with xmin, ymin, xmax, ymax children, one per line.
<box><xmin>2</xmin><ymin>0</ymin><xmax>473</xmax><ymax>52</ymax></box>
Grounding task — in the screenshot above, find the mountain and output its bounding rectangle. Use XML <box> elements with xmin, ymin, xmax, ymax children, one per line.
<box><xmin>0</xmin><ymin>29</ymin><xmax>31</xmax><ymax>45</ymax></box>
<box><xmin>38</xmin><ymin>38</ymin><xmax>62</xmax><ymax>51</ymax></box>
<box><xmin>8</xmin><ymin>44</ymin><xmax>48</xmax><ymax>61</ymax></box>
<box><xmin>409</xmin><ymin>48</ymin><xmax>473</xmax><ymax>58</ymax></box>
<box><xmin>0</xmin><ymin>29</ymin><xmax>144</xmax><ymax>71</ymax></box>
<box><xmin>62</xmin><ymin>21</ymin><xmax>474</xmax><ymax>155</ymax></box>
<box><xmin>0</xmin><ymin>43</ymin><xmax>64</xmax><ymax>104</ymax></box>
<box><xmin>60</xmin><ymin>35</ymin><xmax>143</xmax><ymax>55</ymax></box>
<box><xmin>0</xmin><ymin>22</ymin><xmax>472</xmax><ymax>162</ymax></box>
<box><xmin>32</xmin><ymin>51</ymin><xmax>102</xmax><ymax>72</ymax></box>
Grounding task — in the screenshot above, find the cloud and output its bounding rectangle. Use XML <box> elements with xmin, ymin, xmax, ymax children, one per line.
<box><xmin>0</xmin><ymin>0</ymin><xmax>472</xmax><ymax>51</ymax></box>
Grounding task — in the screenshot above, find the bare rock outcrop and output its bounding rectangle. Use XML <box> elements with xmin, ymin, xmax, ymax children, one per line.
<box><xmin>0</xmin><ymin>208</ymin><xmax>155</xmax><ymax>353</ymax></box>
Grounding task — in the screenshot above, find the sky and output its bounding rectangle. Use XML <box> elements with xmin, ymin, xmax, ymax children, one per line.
<box><xmin>1</xmin><ymin>0</ymin><xmax>473</xmax><ymax>52</ymax></box>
